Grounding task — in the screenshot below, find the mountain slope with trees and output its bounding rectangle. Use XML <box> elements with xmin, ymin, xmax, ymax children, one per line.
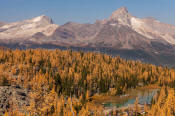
<box><xmin>0</xmin><ymin>49</ymin><xmax>175</xmax><ymax>115</ymax></box>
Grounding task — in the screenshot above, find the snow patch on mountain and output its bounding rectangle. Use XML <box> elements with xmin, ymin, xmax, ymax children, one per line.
<box><xmin>21</xmin><ymin>24</ymin><xmax>36</xmax><ymax>30</ymax></box>
<box><xmin>160</xmin><ymin>34</ymin><xmax>175</xmax><ymax>45</ymax></box>
<box><xmin>110</xmin><ymin>23</ymin><xmax>118</xmax><ymax>26</ymax></box>
<box><xmin>32</xmin><ymin>16</ymin><xmax>44</xmax><ymax>22</ymax></box>
<box><xmin>131</xmin><ymin>17</ymin><xmax>143</xmax><ymax>28</ymax></box>
<box><xmin>0</xmin><ymin>15</ymin><xmax>58</xmax><ymax>40</ymax></box>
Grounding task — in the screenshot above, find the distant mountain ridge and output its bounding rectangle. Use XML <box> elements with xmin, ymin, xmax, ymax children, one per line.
<box><xmin>0</xmin><ymin>7</ymin><xmax>175</xmax><ymax>67</ymax></box>
<box><xmin>0</xmin><ymin>22</ymin><xmax>5</xmax><ymax>27</ymax></box>
<box><xmin>0</xmin><ymin>15</ymin><xmax>58</xmax><ymax>42</ymax></box>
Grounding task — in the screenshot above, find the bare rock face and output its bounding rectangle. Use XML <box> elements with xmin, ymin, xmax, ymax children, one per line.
<box><xmin>51</xmin><ymin>21</ymin><xmax>104</xmax><ymax>46</ymax></box>
<box><xmin>109</xmin><ymin>7</ymin><xmax>132</xmax><ymax>24</ymax></box>
<box><xmin>0</xmin><ymin>86</ymin><xmax>30</xmax><ymax>115</ymax></box>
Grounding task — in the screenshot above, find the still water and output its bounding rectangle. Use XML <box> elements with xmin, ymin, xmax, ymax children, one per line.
<box><xmin>103</xmin><ymin>88</ymin><xmax>159</xmax><ymax>108</ymax></box>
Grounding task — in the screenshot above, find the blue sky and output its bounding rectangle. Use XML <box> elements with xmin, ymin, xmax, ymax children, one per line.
<box><xmin>0</xmin><ymin>0</ymin><xmax>175</xmax><ymax>25</ymax></box>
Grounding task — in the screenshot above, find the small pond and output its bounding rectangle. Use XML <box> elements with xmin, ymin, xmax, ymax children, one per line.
<box><xmin>103</xmin><ymin>88</ymin><xmax>159</xmax><ymax>108</ymax></box>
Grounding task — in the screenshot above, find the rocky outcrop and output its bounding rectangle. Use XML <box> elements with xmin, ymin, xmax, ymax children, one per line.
<box><xmin>0</xmin><ymin>85</ymin><xmax>30</xmax><ymax>115</ymax></box>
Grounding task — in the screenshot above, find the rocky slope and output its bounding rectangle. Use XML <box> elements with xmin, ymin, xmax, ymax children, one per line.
<box><xmin>0</xmin><ymin>7</ymin><xmax>175</xmax><ymax>66</ymax></box>
<box><xmin>0</xmin><ymin>85</ymin><xmax>31</xmax><ymax>115</ymax></box>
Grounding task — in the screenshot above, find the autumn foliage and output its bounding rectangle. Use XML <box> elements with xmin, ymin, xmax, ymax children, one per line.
<box><xmin>0</xmin><ymin>49</ymin><xmax>175</xmax><ymax>115</ymax></box>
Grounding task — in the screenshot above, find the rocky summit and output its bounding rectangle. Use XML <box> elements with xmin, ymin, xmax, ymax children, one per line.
<box><xmin>0</xmin><ymin>7</ymin><xmax>175</xmax><ymax>67</ymax></box>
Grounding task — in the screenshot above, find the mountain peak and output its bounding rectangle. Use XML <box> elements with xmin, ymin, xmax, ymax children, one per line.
<box><xmin>110</xmin><ymin>7</ymin><xmax>130</xmax><ymax>20</ymax></box>
<box><xmin>31</xmin><ymin>15</ymin><xmax>53</xmax><ymax>24</ymax></box>
<box><xmin>116</xmin><ymin>7</ymin><xmax>128</xmax><ymax>14</ymax></box>
<box><xmin>109</xmin><ymin>7</ymin><xmax>132</xmax><ymax>26</ymax></box>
